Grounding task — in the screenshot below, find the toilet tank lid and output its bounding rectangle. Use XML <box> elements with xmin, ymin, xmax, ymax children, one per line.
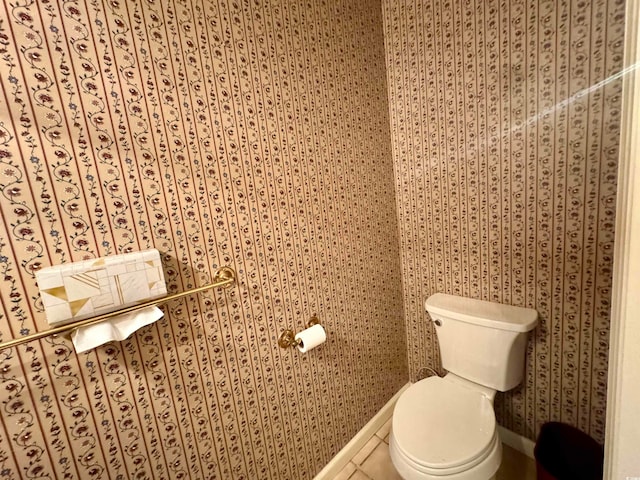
<box><xmin>425</xmin><ymin>293</ymin><xmax>538</xmax><ymax>332</ymax></box>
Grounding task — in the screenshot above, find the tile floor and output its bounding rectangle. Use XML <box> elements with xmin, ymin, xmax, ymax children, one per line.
<box><xmin>335</xmin><ymin>418</ymin><xmax>537</xmax><ymax>480</ymax></box>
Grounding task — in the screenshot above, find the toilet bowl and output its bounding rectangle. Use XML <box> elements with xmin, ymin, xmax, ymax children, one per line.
<box><xmin>390</xmin><ymin>293</ymin><xmax>538</xmax><ymax>480</ymax></box>
<box><xmin>389</xmin><ymin>375</ymin><xmax>502</xmax><ymax>480</ymax></box>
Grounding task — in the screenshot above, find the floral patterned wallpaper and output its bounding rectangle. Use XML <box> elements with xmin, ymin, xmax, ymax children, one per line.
<box><xmin>0</xmin><ymin>0</ymin><xmax>627</xmax><ymax>476</ymax></box>
<box><xmin>383</xmin><ymin>0</ymin><xmax>624</xmax><ymax>443</ymax></box>
<box><xmin>0</xmin><ymin>0</ymin><xmax>406</xmax><ymax>479</ymax></box>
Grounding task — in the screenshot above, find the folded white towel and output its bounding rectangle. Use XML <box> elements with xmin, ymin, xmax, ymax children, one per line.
<box><xmin>36</xmin><ymin>249</ymin><xmax>166</xmax><ymax>325</ymax></box>
<box><xmin>71</xmin><ymin>306</ymin><xmax>164</xmax><ymax>353</ymax></box>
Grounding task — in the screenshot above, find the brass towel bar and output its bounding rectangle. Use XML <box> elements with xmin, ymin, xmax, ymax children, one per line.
<box><xmin>0</xmin><ymin>266</ymin><xmax>236</xmax><ymax>352</ymax></box>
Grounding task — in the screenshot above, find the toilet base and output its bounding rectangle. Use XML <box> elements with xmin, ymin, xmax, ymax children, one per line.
<box><xmin>389</xmin><ymin>430</ymin><xmax>502</xmax><ymax>480</ymax></box>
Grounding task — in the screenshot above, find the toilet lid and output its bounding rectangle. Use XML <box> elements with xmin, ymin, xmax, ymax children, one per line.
<box><xmin>393</xmin><ymin>377</ymin><xmax>496</xmax><ymax>470</ymax></box>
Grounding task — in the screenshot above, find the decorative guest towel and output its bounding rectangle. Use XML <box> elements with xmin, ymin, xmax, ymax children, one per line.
<box><xmin>36</xmin><ymin>249</ymin><xmax>167</xmax><ymax>326</ymax></box>
<box><xmin>70</xmin><ymin>306</ymin><xmax>164</xmax><ymax>353</ymax></box>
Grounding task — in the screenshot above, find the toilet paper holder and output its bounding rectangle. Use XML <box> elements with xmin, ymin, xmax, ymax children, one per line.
<box><xmin>278</xmin><ymin>315</ymin><xmax>321</xmax><ymax>348</ymax></box>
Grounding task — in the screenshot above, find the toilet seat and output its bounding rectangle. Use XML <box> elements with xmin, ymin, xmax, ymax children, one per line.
<box><xmin>390</xmin><ymin>430</ymin><xmax>501</xmax><ymax>479</ymax></box>
<box><xmin>392</xmin><ymin>376</ymin><xmax>497</xmax><ymax>474</ymax></box>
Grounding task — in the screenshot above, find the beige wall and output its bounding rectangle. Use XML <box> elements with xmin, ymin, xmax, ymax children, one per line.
<box><xmin>0</xmin><ymin>1</ymin><xmax>406</xmax><ymax>478</ymax></box>
<box><xmin>382</xmin><ymin>0</ymin><xmax>624</xmax><ymax>443</ymax></box>
<box><xmin>0</xmin><ymin>0</ymin><xmax>628</xmax><ymax>476</ymax></box>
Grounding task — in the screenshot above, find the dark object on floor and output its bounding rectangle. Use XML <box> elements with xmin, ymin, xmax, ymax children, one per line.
<box><xmin>534</xmin><ymin>422</ymin><xmax>604</xmax><ymax>480</ymax></box>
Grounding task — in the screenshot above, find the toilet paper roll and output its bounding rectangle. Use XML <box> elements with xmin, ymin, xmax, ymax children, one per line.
<box><xmin>294</xmin><ymin>324</ymin><xmax>327</xmax><ymax>353</ymax></box>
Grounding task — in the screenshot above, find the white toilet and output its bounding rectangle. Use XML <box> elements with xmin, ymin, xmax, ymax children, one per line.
<box><xmin>389</xmin><ymin>293</ymin><xmax>538</xmax><ymax>480</ymax></box>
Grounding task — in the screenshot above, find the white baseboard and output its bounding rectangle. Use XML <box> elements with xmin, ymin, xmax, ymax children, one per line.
<box><xmin>498</xmin><ymin>426</ymin><xmax>536</xmax><ymax>459</ymax></box>
<box><xmin>313</xmin><ymin>383</ymin><xmax>411</xmax><ymax>480</ymax></box>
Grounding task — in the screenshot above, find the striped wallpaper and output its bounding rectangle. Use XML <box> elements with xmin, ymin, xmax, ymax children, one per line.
<box><xmin>0</xmin><ymin>1</ymin><xmax>406</xmax><ymax>479</ymax></box>
<box><xmin>382</xmin><ymin>0</ymin><xmax>624</xmax><ymax>443</ymax></box>
<box><xmin>0</xmin><ymin>0</ymin><xmax>627</xmax><ymax>477</ymax></box>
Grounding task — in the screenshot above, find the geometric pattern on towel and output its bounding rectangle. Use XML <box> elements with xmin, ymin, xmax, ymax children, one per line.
<box><xmin>35</xmin><ymin>249</ymin><xmax>166</xmax><ymax>326</ymax></box>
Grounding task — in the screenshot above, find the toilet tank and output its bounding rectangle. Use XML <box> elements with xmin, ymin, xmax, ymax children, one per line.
<box><xmin>425</xmin><ymin>293</ymin><xmax>538</xmax><ymax>392</ymax></box>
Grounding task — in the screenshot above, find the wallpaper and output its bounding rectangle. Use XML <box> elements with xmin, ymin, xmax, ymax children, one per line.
<box><xmin>0</xmin><ymin>0</ymin><xmax>407</xmax><ymax>479</ymax></box>
<box><xmin>382</xmin><ymin>0</ymin><xmax>624</xmax><ymax>443</ymax></box>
